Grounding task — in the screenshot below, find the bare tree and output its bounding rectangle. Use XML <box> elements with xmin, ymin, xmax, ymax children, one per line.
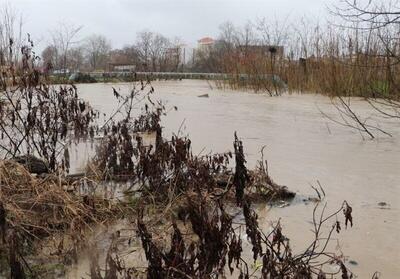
<box><xmin>0</xmin><ymin>3</ymin><xmax>23</xmax><ymax>65</ymax></box>
<box><xmin>50</xmin><ymin>23</ymin><xmax>82</xmax><ymax>75</ymax></box>
<box><xmin>333</xmin><ymin>0</ymin><xmax>400</xmax><ymax>29</ymax></box>
<box><xmin>150</xmin><ymin>33</ymin><xmax>170</xmax><ymax>72</ymax></box>
<box><xmin>135</xmin><ymin>30</ymin><xmax>170</xmax><ymax>72</ymax></box>
<box><xmin>41</xmin><ymin>45</ymin><xmax>57</xmax><ymax>70</ymax></box>
<box><xmin>168</xmin><ymin>37</ymin><xmax>184</xmax><ymax>72</ymax></box>
<box><xmin>84</xmin><ymin>34</ymin><xmax>111</xmax><ymax>71</ymax></box>
<box><xmin>331</xmin><ymin>0</ymin><xmax>400</xmax><ymax>128</ymax></box>
<box><xmin>219</xmin><ymin>21</ymin><xmax>239</xmax><ymax>48</ymax></box>
<box><xmin>121</xmin><ymin>45</ymin><xmax>141</xmax><ymax>65</ymax></box>
<box><xmin>67</xmin><ymin>46</ymin><xmax>85</xmax><ymax>71</ymax></box>
<box><xmin>135</xmin><ymin>31</ymin><xmax>152</xmax><ymax>71</ymax></box>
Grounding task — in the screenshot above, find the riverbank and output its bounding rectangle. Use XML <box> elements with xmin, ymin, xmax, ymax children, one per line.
<box><xmin>47</xmin><ymin>72</ymin><xmax>287</xmax><ymax>91</ymax></box>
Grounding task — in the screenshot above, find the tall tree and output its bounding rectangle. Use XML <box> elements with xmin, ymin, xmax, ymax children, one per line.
<box><xmin>67</xmin><ymin>46</ymin><xmax>85</xmax><ymax>71</ymax></box>
<box><xmin>50</xmin><ymin>23</ymin><xmax>82</xmax><ymax>75</ymax></box>
<box><xmin>84</xmin><ymin>34</ymin><xmax>111</xmax><ymax>71</ymax></box>
<box><xmin>135</xmin><ymin>31</ymin><xmax>170</xmax><ymax>72</ymax></box>
<box><xmin>41</xmin><ymin>45</ymin><xmax>58</xmax><ymax>72</ymax></box>
<box><xmin>0</xmin><ymin>4</ymin><xmax>23</xmax><ymax>65</ymax></box>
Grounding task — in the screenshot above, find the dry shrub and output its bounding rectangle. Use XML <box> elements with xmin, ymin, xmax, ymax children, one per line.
<box><xmin>0</xmin><ymin>160</ymin><xmax>132</xmax><ymax>278</ymax></box>
<box><xmin>0</xmin><ymin>160</ymin><xmax>122</xmax><ymax>240</ymax></box>
<box><xmin>135</xmin><ymin>191</ymin><xmax>355</xmax><ymax>279</ymax></box>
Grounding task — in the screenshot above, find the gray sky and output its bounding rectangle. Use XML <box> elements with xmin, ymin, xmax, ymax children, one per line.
<box><xmin>2</xmin><ymin>0</ymin><xmax>335</xmax><ymax>50</ymax></box>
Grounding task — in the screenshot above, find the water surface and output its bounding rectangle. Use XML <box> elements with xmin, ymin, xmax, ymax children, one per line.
<box><xmin>72</xmin><ymin>80</ymin><xmax>399</xmax><ymax>278</ymax></box>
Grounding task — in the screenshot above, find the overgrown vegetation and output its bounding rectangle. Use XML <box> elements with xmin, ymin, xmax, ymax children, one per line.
<box><xmin>88</xmin><ymin>128</ymin><xmax>357</xmax><ymax>279</ymax></box>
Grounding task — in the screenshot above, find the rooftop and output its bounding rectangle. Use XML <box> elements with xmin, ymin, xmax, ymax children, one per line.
<box><xmin>198</xmin><ymin>37</ymin><xmax>215</xmax><ymax>45</ymax></box>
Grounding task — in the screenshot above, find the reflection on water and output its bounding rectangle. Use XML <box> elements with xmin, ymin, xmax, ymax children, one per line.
<box><xmin>68</xmin><ymin>80</ymin><xmax>399</xmax><ymax>278</ymax></box>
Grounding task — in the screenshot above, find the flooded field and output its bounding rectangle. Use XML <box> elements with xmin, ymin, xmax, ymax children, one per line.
<box><xmin>70</xmin><ymin>80</ymin><xmax>400</xmax><ymax>278</ymax></box>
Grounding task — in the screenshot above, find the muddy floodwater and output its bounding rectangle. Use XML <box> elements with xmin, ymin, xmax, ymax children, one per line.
<box><xmin>70</xmin><ymin>80</ymin><xmax>399</xmax><ymax>278</ymax></box>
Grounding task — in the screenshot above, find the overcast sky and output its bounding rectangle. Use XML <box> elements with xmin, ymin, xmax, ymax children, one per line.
<box><xmin>2</xmin><ymin>0</ymin><xmax>336</xmax><ymax>50</ymax></box>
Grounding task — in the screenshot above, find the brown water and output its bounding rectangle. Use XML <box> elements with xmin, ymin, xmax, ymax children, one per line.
<box><xmin>69</xmin><ymin>80</ymin><xmax>399</xmax><ymax>278</ymax></box>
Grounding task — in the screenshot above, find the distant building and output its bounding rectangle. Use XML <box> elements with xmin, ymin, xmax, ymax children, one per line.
<box><xmin>193</xmin><ymin>37</ymin><xmax>216</xmax><ymax>63</ymax></box>
<box><xmin>197</xmin><ymin>37</ymin><xmax>215</xmax><ymax>51</ymax></box>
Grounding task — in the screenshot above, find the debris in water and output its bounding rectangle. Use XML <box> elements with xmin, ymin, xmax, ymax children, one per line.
<box><xmin>349</xmin><ymin>260</ymin><xmax>358</xmax><ymax>266</ymax></box>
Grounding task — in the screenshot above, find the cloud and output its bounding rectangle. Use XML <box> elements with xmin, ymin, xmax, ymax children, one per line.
<box><xmin>1</xmin><ymin>0</ymin><xmax>333</xmax><ymax>50</ymax></box>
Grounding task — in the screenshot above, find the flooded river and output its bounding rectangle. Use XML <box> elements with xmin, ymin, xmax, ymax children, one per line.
<box><xmin>70</xmin><ymin>80</ymin><xmax>399</xmax><ymax>278</ymax></box>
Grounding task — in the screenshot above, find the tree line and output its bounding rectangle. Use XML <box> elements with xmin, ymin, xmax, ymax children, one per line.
<box><xmin>41</xmin><ymin>28</ymin><xmax>185</xmax><ymax>73</ymax></box>
<box><xmin>1</xmin><ymin>0</ymin><xmax>400</xmax><ymax>103</ymax></box>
